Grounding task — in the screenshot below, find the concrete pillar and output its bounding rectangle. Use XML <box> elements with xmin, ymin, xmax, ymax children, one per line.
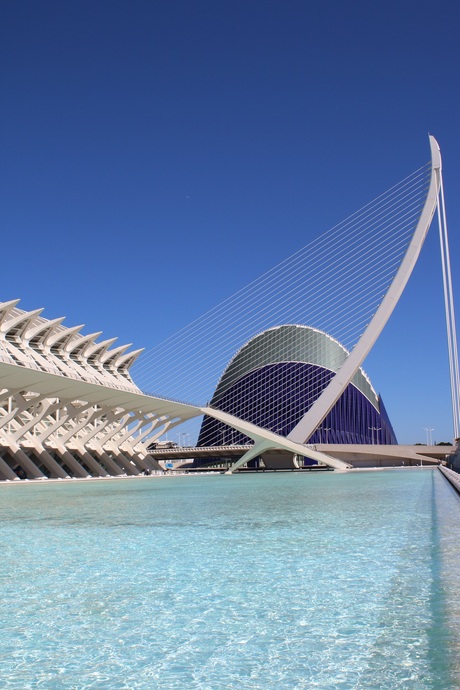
<box><xmin>111</xmin><ymin>451</ymin><xmax>140</xmax><ymax>475</ymax></box>
<box><xmin>140</xmin><ymin>454</ymin><xmax>163</xmax><ymax>472</ymax></box>
<box><xmin>122</xmin><ymin>451</ymin><xmax>150</xmax><ymax>473</ymax></box>
<box><xmin>34</xmin><ymin>448</ymin><xmax>69</xmax><ymax>479</ymax></box>
<box><xmin>92</xmin><ymin>448</ymin><xmax>125</xmax><ymax>476</ymax></box>
<box><xmin>53</xmin><ymin>447</ymin><xmax>90</xmax><ymax>478</ymax></box>
<box><xmin>73</xmin><ymin>448</ymin><xmax>109</xmax><ymax>477</ymax></box>
<box><xmin>0</xmin><ymin>453</ymin><xmax>20</xmax><ymax>480</ymax></box>
<box><xmin>12</xmin><ymin>448</ymin><xmax>46</xmax><ymax>479</ymax></box>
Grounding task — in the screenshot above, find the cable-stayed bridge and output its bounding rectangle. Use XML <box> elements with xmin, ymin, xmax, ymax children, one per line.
<box><xmin>0</xmin><ymin>135</ymin><xmax>457</xmax><ymax>479</ymax></box>
<box><xmin>133</xmin><ymin>134</ymin><xmax>458</xmax><ymax>473</ymax></box>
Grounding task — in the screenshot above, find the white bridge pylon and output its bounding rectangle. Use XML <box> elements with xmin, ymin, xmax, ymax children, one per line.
<box><xmin>0</xmin><ymin>138</ymin><xmax>446</xmax><ymax>479</ymax></box>
<box><xmin>222</xmin><ymin>135</ymin><xmax>443</xmax><ymax>473</ymax></box>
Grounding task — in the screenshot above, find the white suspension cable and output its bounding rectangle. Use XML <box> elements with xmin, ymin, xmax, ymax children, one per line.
<box><xmin>132</xmin><ymin>162</ymin><xmax>431</xmax><ymax>441</ymax></box>
<box><xmin>135</xmin><ymin>166</ymin><xmax>430</xmax><ymax>376</ymax></box>
<box><xmin>135</xmin><ymin>164</ymin><xmax>430</xmax><ymax>381</ymax></box>
<box><xmin>137</xmin><ymin>165</ymin><xmax>432</xmax><ymax>382</ymax></box>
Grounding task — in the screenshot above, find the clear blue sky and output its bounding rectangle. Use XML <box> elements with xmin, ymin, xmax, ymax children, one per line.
<box><xmin>1</xmin><ymin>0</ymin><xmax>459</xmax><ymax>443</ymax></box>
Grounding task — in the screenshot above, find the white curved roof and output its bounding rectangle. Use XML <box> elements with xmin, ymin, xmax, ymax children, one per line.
<box><xmin>0</xmin><ymin>299</ymin><xmax>143</xmax><ymax>391</ymax></box>
<box><xmin>213</xmin><ymin>324</ymin><xmax>379</xmax><ymax>409</ymax></box>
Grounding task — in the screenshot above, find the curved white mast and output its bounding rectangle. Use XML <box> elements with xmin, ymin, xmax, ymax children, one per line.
<box><xmin>210</xmin><ymin>136</ymin><xmax>444</xmax><ymax>473</ymax></box>
<box><xmin>286</xmin><ymin>135</ymin><xmax>442</xmax><ymax>444</ymax></box>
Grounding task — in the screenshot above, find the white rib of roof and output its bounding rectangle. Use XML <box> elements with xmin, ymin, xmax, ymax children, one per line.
<box><xmin>0</xmin><ymin>300</ymin><xmax>142</xmax><ymax>391</ymax></box>
<box><xmin>0</xmin><ymin>304</ymin><xmax>352</xmax><ymax>471</ymax></box>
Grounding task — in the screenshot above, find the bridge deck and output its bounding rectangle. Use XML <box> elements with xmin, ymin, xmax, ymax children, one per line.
<box><xmin>148</xmin><ymin>443</ymin><xmax>453</xmax><ymax>464</ymax></box>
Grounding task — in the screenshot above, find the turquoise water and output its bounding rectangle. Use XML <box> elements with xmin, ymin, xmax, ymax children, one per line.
<box><xmin>1</xmin><ymin>469</ymin><xmax>460</xmax><ymax>689</ymax></box>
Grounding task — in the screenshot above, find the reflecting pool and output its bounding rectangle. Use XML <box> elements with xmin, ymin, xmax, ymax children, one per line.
<box><xmin>1</xmin><ymin>469</ymin><xmax>460</xmax><ymax>689</ymax></box>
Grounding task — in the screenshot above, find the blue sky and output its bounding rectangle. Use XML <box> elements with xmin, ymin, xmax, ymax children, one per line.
<box><xmin>1</xmin><ymin>0</ymin><xmax>459</xmax><ymax>443</ymax></box>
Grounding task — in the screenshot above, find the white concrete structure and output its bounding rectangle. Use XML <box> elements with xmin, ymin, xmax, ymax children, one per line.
<box><xmin>227</xmin><ymin>135</ymin><xmax>443</xmax><ymax>472</ymax></box>
<box><xmin>0</xmin><ymin>300</ymin><xmax>348</xmax><ymax>479</ymax></box>
<box><xmin>0</xmin><ymin>137</ymin><xmax>452</xmax><ymax>479</ymax></box>
<box><xmin>0</xmin><ymin>300</ymin><xmax>200</xmax><ymax>480</ymax></box>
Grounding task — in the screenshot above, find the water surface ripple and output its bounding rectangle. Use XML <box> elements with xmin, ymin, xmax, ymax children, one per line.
<box><xmin>1</xmin><ymin>470</ymin><xmax>459</xmax><ymax>689</ymax></box>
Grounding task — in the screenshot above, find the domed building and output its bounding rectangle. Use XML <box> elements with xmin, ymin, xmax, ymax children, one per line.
<box><xmin>198</xmin><ymin>324</ymin><xmax>397</xmax><ymax>450</ymax></box>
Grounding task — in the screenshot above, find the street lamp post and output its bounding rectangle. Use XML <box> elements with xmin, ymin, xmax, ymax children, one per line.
<box><xmin>423</xmin><ymin>427</ymin><xmax>434</xmax><ymax>446</ymax></box>
<box><xmin>368</xmin><ymin>426</ymin><xmax>382</xmax><ymax>445</ymax></box>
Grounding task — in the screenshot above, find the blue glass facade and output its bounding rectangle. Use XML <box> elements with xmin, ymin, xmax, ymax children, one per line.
<box><xmin>198</xmin><ymin>361</ymin><xmax>397</xmax><ymax>449</ymax></box>
<box><xmin>196</xmin><ymin>325</ymin><xmax>397</xmax><ymax>465</ymax></box>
